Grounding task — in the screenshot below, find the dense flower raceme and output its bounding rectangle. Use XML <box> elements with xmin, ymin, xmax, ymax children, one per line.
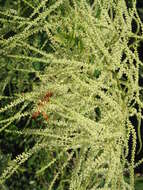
<box><xmin>0</xmin><ymin>0</ymin><xmax>143</xmax><ymax>189</ymax></box>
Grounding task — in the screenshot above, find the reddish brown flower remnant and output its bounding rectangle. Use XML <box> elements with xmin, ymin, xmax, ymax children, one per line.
<box><xmin>32</xmin><ymin>91</ymin><xmax>53</xmax><ymax>121</ymax></box>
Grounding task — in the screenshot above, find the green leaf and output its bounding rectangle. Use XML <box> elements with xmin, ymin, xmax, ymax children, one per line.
<box><xmin>93</xmin><ymin>69</ymin><xmax>101</xmax><ymax>78</ymax></box>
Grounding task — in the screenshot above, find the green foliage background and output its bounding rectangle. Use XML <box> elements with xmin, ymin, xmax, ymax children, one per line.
<box><xmin>0</xmin><ymin>0</ymin><xmax>143</xmax><ymax>189</ymax></box>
